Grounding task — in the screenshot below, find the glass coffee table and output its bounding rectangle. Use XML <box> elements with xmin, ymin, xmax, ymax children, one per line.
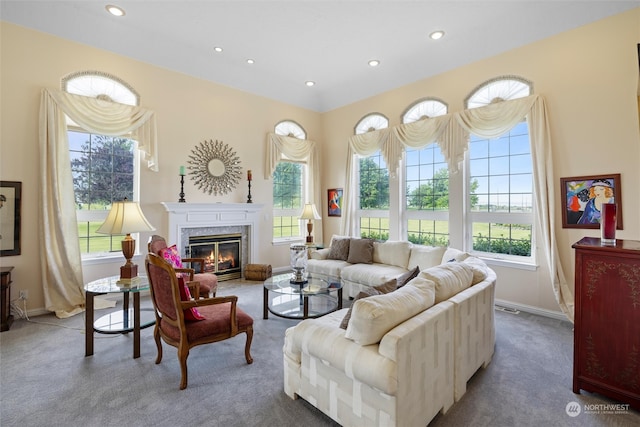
<box><xmin>263</xmin><ymin>273</ymin><xmax>343</xmax><ymax>320</ymax></box>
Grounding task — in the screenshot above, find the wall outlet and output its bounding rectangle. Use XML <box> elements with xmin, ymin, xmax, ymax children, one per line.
<box><xmin>19</xmin><ymin>290</ymin><xmax>28</xmax><ymax>300</ymax></box>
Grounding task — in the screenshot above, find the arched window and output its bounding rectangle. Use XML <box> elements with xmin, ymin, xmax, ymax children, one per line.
<box><xmin>63</xmin><ymin>71</ymin><xmax>140</xmax><ymax>256</ymax></box>
<box><xmin>355</xmin><ymin>113</ymin><xmax>389</xmax><ymax>240</ymax></box>
<box><xmin>403</xmin><ymin>99</ymin><xmax>449</xmax><ymax>246</ymax></box>
<box><xmin>273</xmin><ymin>120</ymin><xmax>307</xmax><ymax>241</ymax></box>
<box><xmin>465</xmin><ymin>76</ymin><xmax>534</xmax><ymax>258</ymax></box>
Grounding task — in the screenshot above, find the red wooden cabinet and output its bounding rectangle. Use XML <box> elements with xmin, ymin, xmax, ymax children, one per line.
<box><xmin>572</xmin><ymin>237</ymin><xmax>640</xmax><ymax>409</ymax></box>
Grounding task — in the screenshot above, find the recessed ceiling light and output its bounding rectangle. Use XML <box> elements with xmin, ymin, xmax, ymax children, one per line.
<box><xmin>368</xmin><ymin>60</ymin><xmax>380</xmax><ymax>67</ymax></box>
<box><xmin>305</xmin><ymin>81</ymin><xmax>315</xmax><ymax>87</ymax></box>
<box><xmin>214</xmin><ymin>47</ymin><xmax>223</xmax><ymax>53</ymax></box>
<box><xmin>246</xmin><ymin>59</ymin><xmax>255</xmax><ymax>64</ymax></box>
<box><xmin>105</xmin><ymin>5</ymin><xmax>125</xmax><ymax>17</ymax></box>
<box><xmin>429</xmin><ymin>30</ymin><xmax>445</xmax><ymax>40</ymax></box>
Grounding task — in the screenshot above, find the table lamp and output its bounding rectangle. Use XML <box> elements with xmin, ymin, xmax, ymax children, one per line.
<box><xmin>96</xmin><ymin>199</ymin><xmax>155</xmax><ymax>284</ymax></box>
<box><xmin>300</xmin><ymin>203</ymin><xmax>321</xmax><ymax>244</ymax></box>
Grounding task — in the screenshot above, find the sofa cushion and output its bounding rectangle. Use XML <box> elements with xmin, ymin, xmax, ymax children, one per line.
<box><xmin>345</xmin><ymin>279</ymin><xmax>436</xmax><ymax>345</ymax></box>
<box><xmin>328</xmin><ymin>237</ymin><xmax>351</xmax><ymax>261</ymax></box>
<box><xmin>441</xmin><ymin>247</ymin><xmax>470</xmax><ymax>263</ymax></box>
<box><xmin>307</xmin><ymin>259</ymin><xmax>351</xmax><ymax>278</ymax></box>
<box><xmin>340</xmin><ymin>263</ymin><xmax>408</xmax><ymax>288</ymax></box>
<box><xmin>339</xmin><ymin>287</ymin><xmax>380</xmax><ymax>329</ymax></box>
<box><xmin>419</xmin><ymin>262</ymin><xmax>474</xmax><ymax>303</ymax></box>
<box><xmin>372</xmin><ymin>240</ymin><xmax>412</xmax><ymax>269</ymax></box>
<box><xmin>408</xmin><ymin>245</ymin><xmax>447</xmax><ymax>270</ymax></box>
<box><xmin>309</xmin><ymin>247</ymin><xmax>330</xmax><ymax>260</ymax></box>
<box><xmin>396</xmin><ymin>265</ymin><xmax>420</xmax><ymax>288</ymax></box>
<box><xmin>462</xmin><ymin>256</ymin><xmax>489</xmax><ymax>285</ymax></box>
<box><xmin>347</xmin><ymin>238</ymin><xmax>374</xmax><ymax>264</ymax></box>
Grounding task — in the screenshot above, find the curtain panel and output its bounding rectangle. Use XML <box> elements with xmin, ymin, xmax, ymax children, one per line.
<box><xmin>38</xmin><ymin>88</ymin><xmax>158</xmax><ymax>317</ymax></box>
<box><xmin>340</xmin><ymin>94</ymin><xmax>573</xmax><ymax>321</ymax></box>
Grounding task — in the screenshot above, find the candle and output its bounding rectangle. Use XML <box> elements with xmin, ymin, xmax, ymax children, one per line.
<box><xmin>247</xmin><ymin>170</ymin><xmax>252</xmax><ymax>181</ymax></box>
<box><xmin>179</xmin><ymin>166</ymin><xmax>185</xmax><ymax>176</ymax></box>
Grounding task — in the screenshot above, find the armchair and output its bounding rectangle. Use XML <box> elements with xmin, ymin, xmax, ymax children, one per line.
<box><xmin>145</xmin><ymin>253</ymin><xmax>254</xmax><ymax>389</ymax></box>
<box><xmin>148</xmin><ymin>235</ymin><xmax>217</xmax><ymax>298</ymax></box>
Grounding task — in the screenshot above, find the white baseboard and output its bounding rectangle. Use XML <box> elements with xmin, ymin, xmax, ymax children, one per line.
<box><xmin>495</xmin><ymin>299</ymin><xmax>569</xmax><ymax>322</ymax></box>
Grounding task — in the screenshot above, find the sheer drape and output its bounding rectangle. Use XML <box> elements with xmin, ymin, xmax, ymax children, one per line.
<box><xmin>341</xmin><ymin>94</ymin><xmax>573</xmax><ymax>321</ymax></box>
<box><xmin>38</xmin><ymin>88</ymin><xmax>158</xmax><ymax>317</ymax></box>
<box><xmin>265</xmin><ymin>132</ymin><xmax>321</xmax><ymax>214</ymax></box>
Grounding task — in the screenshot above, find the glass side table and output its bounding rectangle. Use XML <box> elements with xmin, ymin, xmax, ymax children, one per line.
<box><xmin>263</xmin><ymin>273</ymin><xmax>342</xmax><ymax>320</ymax></box>
<box><xmin>84</xmin><ymin>275</ymin><xmax>155</xmax><ymax>359</ymax></box>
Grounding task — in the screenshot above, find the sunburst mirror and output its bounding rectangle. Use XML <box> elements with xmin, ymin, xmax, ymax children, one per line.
<box><xmin>187</xmin><ymin>139</ymin><xmax>242</xmax><ymax>196</ymax></box>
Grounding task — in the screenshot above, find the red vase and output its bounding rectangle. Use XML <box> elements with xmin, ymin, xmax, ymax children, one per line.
<box><xmin>600</xmin><ymin>203</ymin><xmax>617</xmax><ymax>245</ymax></box>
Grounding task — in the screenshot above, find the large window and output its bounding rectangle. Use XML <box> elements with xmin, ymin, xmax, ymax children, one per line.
<box><xmin>273</xmin><ymin>121</ymin><xmax>307</xmax><ymax>241</ymax></box>
<box><xmin>63</xmin><ymin>71</ymin><xmax>140</xmax><ymax>257</ymax></box>
<box><xmin>355</xmin><ymin>113</ymin><xmax>389</xmax><ymax>240</ymax></box>
<box><xmin>403</xmin><ymin>99</ymin><xmax>449</xmax><ymax>246</ymax></box>
<box><xmin>465</xmin><ymin>77</ymin><xmax>533</xmax><ymax>259</ymax></box>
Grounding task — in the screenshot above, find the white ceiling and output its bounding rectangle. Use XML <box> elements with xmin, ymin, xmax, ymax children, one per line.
<box><xmin>2</xmin><ymin>1</ymin><xmax>638</xmax><ymax>112</ymax></box>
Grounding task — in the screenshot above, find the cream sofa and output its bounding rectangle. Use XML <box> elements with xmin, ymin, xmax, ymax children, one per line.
<box><xmin>284</xmin><ymin>248</ymin><xmax>497</xmax><ymax>426</ymax></box>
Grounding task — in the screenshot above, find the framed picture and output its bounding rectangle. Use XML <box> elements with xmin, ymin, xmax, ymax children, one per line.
<box><xmin>560</xmin><ymin>174</ymin><xmax>622</xmax><ymax>229</ymax></box>
<box><xmin>0</xmin><ymin>181</ymin><xmax>22</xmax><ymax>256</ymax></box>
<box><xmin>328</xmin><ymin>188</ymin><xmax>343</xmax><ymax>217</ymax></box>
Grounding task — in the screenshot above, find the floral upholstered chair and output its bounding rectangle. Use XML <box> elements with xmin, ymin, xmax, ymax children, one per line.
<box><xmin>145</xmin><ymin>253</ymin><xmax>253</xmax><ymax>389</ymax></box>
<box><xmin>148</xmin><ymin>235</ymin><xmax>218</xmax><ymax>299</ymax></box>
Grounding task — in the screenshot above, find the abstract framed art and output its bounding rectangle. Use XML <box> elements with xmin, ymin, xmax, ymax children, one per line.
<box><xmin>0</xmin><ymin>181</ymin><xmax>22</xmax><ymax>256</ymax></box>
<box><xmin>560</xmin><ymin>173</ymin><xmax>622</xmax><ymax>229</ymax></box>
<box><xmin>328</xmin><ymin>188</ymin><xmax>343</xmax><ymax>217</ymax></box>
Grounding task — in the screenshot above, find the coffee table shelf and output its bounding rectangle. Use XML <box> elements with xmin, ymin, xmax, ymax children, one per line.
<box><xmin>263</xmin><ymin>273</ymin><xmax>342</xmax><ymax>320</ymax></box>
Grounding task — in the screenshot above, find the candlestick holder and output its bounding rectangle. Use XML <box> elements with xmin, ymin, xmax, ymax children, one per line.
<box><xmin>247</xmin><ymin>179</ymin><xmax>253</xmax><ymax>203</ymax></box>
<box><xmin>178</xmin><ymin>174</ymin><xmax>186</xmax><ymax>203</ymax></box>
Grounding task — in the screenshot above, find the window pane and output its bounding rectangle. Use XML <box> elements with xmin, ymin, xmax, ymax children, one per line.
<box><xmin>472</xmin><ymin>223</ymin><xmax>532</xmax><ymax>256</ymax></box>
<box><xmin>272</xmin><ymin>162</ymin><xmax>304</xmax><ymax>239</ymax></box>
<box><xmin>407</xmin><ymin>219</ymin><xmax>449</xmax><ymax>246</ymax></box>
<box><xmin>360</xmin><ymin>217</ymin><xmax>389</xmax><ymax>241</ymax></box>
<box><xmin>359</xmin><ymin>152</ymin><xmax>389</xmax><ymax>209</ymax></box>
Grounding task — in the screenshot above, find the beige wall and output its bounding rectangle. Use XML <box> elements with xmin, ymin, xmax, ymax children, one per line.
<box><xmin>2</xmin><ymin>8</ymin><xmax>639</xmax><ymax>317</ymax></box>
<box><xmin>321</xmin><ymin>8</ymin><xmax>640</xmax><ymax>315</ymax></box>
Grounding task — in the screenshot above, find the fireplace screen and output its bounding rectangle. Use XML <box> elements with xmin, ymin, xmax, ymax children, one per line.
<box><xmin>186</xmin><ymin>234</ymin><xmax>241</xmax><ymax>281</ymax></box>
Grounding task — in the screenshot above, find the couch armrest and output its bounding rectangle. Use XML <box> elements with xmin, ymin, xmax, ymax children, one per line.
<box><xmin>310</xmin><ymin>247</ymin><xmax>330</xmax><ymax>260</ymax></box>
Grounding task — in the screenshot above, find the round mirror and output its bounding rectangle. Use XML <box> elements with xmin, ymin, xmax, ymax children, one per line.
<box><xmin>187</xmin><ymin>139</ymin><xmax>242</xmax><ymax>196</ymax></box>
<box><xmin>208</xmin><ymin>158</ymin><xmax>225</xmax><ymax>177</ymax></box>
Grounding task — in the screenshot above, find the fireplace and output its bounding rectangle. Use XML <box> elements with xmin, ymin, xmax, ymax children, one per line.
<box><xmin>187</xmin><ymin>234</ymin><xmax>242</xmax><ymax>281</ymax></box>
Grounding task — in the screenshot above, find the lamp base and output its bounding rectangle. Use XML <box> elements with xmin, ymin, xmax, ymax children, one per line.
<box><xmin>120</xmin><ymin>263</ymin><xmax>138</xmax><ymax>280</ymax></box>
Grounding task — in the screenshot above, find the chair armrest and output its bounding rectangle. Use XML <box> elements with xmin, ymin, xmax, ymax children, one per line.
<box><xmin>181</xmin><ymin>295</ymin><xmax>240</xmax><ymax>334</ymax></box>
<box><xmin>175</xmin><ymin>268</ymin><xmax>195</xmax><ymax>281</ymax></box>
<box><xmin>185</xmin><ymin>280</ymin><xmax>200</xmax><ymax>299</ymax></box>
<box><xmin>182</xmin><ymin>258</ymin><xmax>207</xmax><ymax>273</ymax></box>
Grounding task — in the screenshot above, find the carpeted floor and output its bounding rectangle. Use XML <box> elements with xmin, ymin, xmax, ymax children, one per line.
<box><xmin>1</xmin><ymin>280</ymin><xmax>638</xmax><ymax>427</ymax></box>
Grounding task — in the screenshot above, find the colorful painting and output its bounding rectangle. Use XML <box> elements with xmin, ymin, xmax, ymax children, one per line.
<box><xmin>560</xmin><ymin>174</ymin><xmax>622</xmax><ymax>229</ymax></box>
<box><xmin>328</xmin><ymin>188</ymin><xmax>343</xmax><ymax>217</ymax></box>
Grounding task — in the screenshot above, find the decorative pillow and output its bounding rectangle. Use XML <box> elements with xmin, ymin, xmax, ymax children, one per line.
<box><xmin>396</xmin><ymin>266</ymin><xmax>420</xmax><ymax>288</ymax></box>
<box><xmin>408</xmin><ymin>245</ymin><xmax>447</xmax><ymax>270</ymax></box>
<box><xmin>339</xmin><ymin>287</ymin><xmax>380</xmax><ymax>329</ymax></box>
<box><xmin>347</xmin><ymin>238</ymin><xmax>374</xmax><ymax>264</ymax></box>
<box><xmin>419</xmin><ymin>262</ymin><xmax>474</xmax><ymax>303</ymax></box>
<box><xmin>462</xmin><ymin>256</ymin><xmax>489</xmax><ymax>285</ymax></box>
<box><xmin>374</xmin><ymin>278</ymin><xmax>397</xmax><ymax>294</ymax></box>
<box><xmin>345</xmin><ymin>280</ymin><xmax>436</xmax><ymax>345</ymax></box>
<box><xmin>328</xmin><ymin>238</ymin><xmax>351</xmax><ymax>261</ymax></box>
<box><xmin>178</xmin><ymin>276</ymin><xmax>205</xmax><ymax>321</ymax></box>
<box><xmin>159</xmin><ymin>244</ymin><xmax>184</xmax><ymax>269</ymax></box>
<box><xmin>441</xmin><ymin>247</ymin><xmax>470</xmax><ymax>264</ymax></box>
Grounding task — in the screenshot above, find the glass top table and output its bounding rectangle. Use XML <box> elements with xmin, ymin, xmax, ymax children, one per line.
<box><xmin>84</xmin><ymin>275</ymin><xmax>156</xmax><ymax>359</ymax></box>
<box><xmin>263</xmin><ymin>273</ymin><xmax>343</xmax><ymax>320</ymax></box>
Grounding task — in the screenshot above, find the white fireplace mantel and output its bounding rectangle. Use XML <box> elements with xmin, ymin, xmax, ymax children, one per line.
<box><xmin>161</xmin><ymin>202</ymin><xmax>264</xmax><ymax>263</ymax></box>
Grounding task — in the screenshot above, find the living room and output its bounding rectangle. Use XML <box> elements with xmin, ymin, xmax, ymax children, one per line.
<box><xmin>1</xmin><ymin>2</ymin><xmax>639</xmax><ymax>425</ymax></box>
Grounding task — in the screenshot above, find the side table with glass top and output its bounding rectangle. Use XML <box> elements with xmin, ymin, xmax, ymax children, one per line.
<box><xmin>263</xmin><ymin>273</ymin><xmax>342</xmax><ymax>320</ymax></box>
<box><xmin>84</xmin><ymin>275</ymin><xmax>155</xmax><ymax>359</ymax></box>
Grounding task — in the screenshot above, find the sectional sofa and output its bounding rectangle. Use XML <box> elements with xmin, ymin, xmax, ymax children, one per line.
<box><xmin>284</xmin><ymin>237</ymin><xmax>496</xmax><ymax>426</ymax></box>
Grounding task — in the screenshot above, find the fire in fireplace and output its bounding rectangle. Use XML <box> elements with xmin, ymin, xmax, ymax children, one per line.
<box><xmin>186</xmin><ymin>234</ymin><xmax>241</xmax><ymax>281</ymax></box>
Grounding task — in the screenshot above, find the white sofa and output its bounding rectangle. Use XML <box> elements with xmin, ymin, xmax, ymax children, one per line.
<box><xmin>284</xmin><ymin>239</ymin><xmax>496</xmax><ymax>426</ymax></box>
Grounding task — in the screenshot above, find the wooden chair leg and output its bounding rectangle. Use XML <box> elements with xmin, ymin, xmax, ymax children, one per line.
<box><xmin>244</xmin><ymin>326</ymin><xmax>254</xmax><ymax>364</ymax></box>
<box><xmin>154</xmin><ymin>327</ymin><xmax>163</xmax><ymax>364</ymax></box>
<box><xmin>178</xmin><ymin>349</ymin><xmax>189</xmax><ymax>390</ymax></box>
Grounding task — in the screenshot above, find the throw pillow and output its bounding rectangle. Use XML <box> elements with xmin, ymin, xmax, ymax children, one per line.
<box><xmin>396</xmin><ymin>266</ymin><xmax>420</xmax><ymax>288</ymax></box>
<box><xmin>339</xmin><ymin>287</ymin><xmax>380</xmax><ymax>329</ymax></box>
<box><xmin>419</xmin><ymin>262</ymin><xmax>474</xmax><ymax>303</ymax></box>
<box><xmin>374</xmin><ymin>278</ymin><xmax>397</xmax><ymax>294</ymax></box>
<box><xmin>178</xmin><ymin>276</ymin><xmax>205</xmax><ymax>321</ymax></box>
<box><xmin>462</xmin><ymin>256</ymin><xmax>489</xmax><ymax>285</ymax></box>
<box><xmin>328</xmin><ymin>238</ymin><xmax>350</xmax><ymax>261</ymax></box>
<box><xmin>347</xmin><ymin>238</ymin><xmax>374</xmax><ymax>264</ymax></box>
<box><xmin>160</xmin><ymin>244</ymin><xmax>184</xmax><ymax>269</ymax></box>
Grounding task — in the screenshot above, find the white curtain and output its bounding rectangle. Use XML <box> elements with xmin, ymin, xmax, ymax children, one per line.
<box><xmin>265</xmin><ymin>132</ymin><xmax>321</xmax><ymax>214</ymax></box>
<box><xmin>38</xmin><ymin>88</ymin><xmax>158</xmax><ymax>317</ymax></box>
<box><xmin>341</xmin><ymin>94</ymin><xmax>573</xmax><ymax>321</ymax></box>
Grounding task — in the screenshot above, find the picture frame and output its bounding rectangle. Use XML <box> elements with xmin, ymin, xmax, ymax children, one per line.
<box><xmin>328</xmin><ymin>188</ymin><xmax>343</xmax><ymax>217</ymax></box>
<box><xmin>0</xmin><ymin>181</ymin><xmax>22</xmax><ymax>256</ymax></box>
<box><xmin>560</xmin><ymin>174</ymin><xmax>622</xmax><ymax>229</ymax></box>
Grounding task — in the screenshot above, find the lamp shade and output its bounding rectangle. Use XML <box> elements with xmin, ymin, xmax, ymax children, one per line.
<box><xmin>96</xmin><ymin>200</ymin><xmax>156</xmax><ymax>235</ymax></box>
<box><xmin>299</xmin><ymin>203</ymin><xmax>321</xmax><ymax>220</ymax></box>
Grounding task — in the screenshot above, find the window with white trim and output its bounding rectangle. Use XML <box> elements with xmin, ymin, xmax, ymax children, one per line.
<box><xmin>63</xmin><ymin>71</ymin><xmax>140</xmax><ymax>257</ymax></box>
<box><xmin>403</xmin><ymin>99</ymin><xmax>449</xmax><ymax>246</ymax></box>
<box><xmin>465</xmin><ymin>77</ymin><xmax>534</xmax><ymax>259</ymax></box>
<box><xmin>355</xmin><ymin>113</ymin><xmax>389</xmax><ymax>240</ymax></box>
<box><xmin>273</xmin><ymin>120</ymin><xmax>307</xmax><ymax>241</ymax></box>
